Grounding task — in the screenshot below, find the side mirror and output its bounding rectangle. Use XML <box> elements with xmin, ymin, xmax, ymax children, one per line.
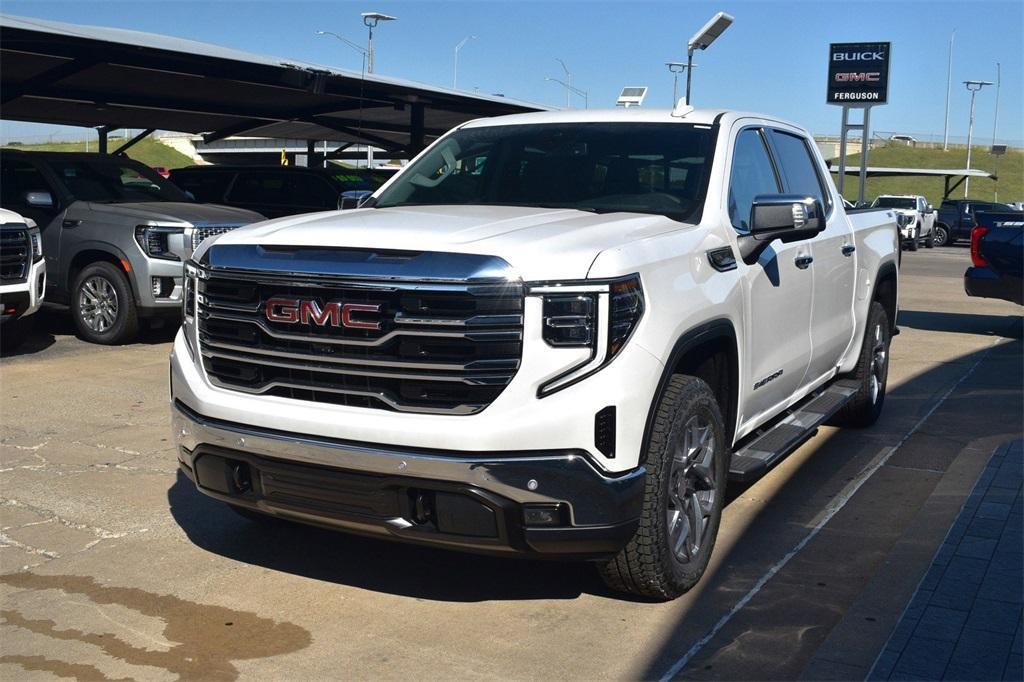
<box><xmin>739</xmin><ymin>195</ymin><xmax>825</xmax><ymax>264</ymax></box>
<box><xmin>927</xmin><ymin>204</ymin><xmax>934</xmax><ymax>212</ymax></box>
<box><xmin>24</xmin><ymin>191</ymin><xmax>54</xmax><ymax>208</ymax></box>
<box><xmin>338</xmin><ymin>190</ymin><xmax>371</xmax><ymax>210</ymax></box>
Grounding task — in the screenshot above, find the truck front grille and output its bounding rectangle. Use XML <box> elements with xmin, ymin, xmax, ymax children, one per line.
<box><xmin>197</xmin><ymin>271</ymin><xmax>524</xmax><ymax>415</ymax></box>
<box><xmin>0</xmin><ymin>228</ymin><xmax>30</xmax><ymax>283</ymax></box>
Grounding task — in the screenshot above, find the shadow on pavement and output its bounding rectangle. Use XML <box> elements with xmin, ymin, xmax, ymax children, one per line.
<box><xmin>167</xmin><ymin>470</ymin><xmax>605</xmax><ymax>603</ymax></box>
<box><xmin>1</xmin><ymin>307</ymin><xmax>178</xmax><ymax>358</ymax></box>
<box><xmin>898</xmin><ymin>309</ymin><xmax>1022</xmax><ymax>339</ymax></box>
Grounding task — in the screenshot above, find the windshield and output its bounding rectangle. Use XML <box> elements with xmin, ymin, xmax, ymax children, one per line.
<box><xmin>873</xmin><ymin>197</ymin><xmax>916</xmax><ymax>209</ymax></box>
<box><xmin>374</xmin><ymin>123</ymin><xmax>715</xmax><ymax>222</ymax></box>
<box><xmin>46</xmin><ymin>159</ymin><xmax>191</xmax><ymax>203</ymax></box>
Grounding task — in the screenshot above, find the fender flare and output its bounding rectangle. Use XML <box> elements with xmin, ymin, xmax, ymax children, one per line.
<box><xmin>638</xmin><ymin>318</ymin><xmax>739</xmax><ymax>465</ymax></box>
<box><xmin>64</xmin><ymin>241</ymin><xmax>142</xmax><ymax>303</ymax></box>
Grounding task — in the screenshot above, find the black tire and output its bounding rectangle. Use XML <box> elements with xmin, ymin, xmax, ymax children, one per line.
<box><xmin>598</xmin><ymin>375</ymin><xmax>728</xmax><ymax>600</ymax></box>
<box><xmin>908</xmin><ymin>226</ymin><xmax>919</xmax><ymax>251</ymax></box>
<box><xmin>933</xmin><ymin>224</ymin><xmax>950</xmax><ymax>247</ymax></box>
<box><xmin>830</xmin><ymin>301</ymin><xmax>890</xmax><ymax>428</ymax></box>
<box><xmin>925</xmin><ymin>226</ymin><xmax>935</xmax><ymax>248</ymax></box>
<box><xmin>0</xmin><ymin>315</ymin><xmax>34</xmax><ymax>353</ymax></box>
<box><xmin>71</xmin><ymin>261</ymin><xmax>139</xmax><ymax>345</ymax></box>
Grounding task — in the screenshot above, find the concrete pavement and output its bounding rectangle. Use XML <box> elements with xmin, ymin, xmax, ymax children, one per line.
<box><xmin>1</xmin><ymin>246</ymin><xmax>1021</xmax><ymax>680</ymax></box>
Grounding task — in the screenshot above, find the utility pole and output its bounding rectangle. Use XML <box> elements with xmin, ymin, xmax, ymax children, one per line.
<box><xmin>555</xmin><ymin>58</ymin><xmax>572</xmax><ymax>108</ymax></box>
<box><xmin>991</xmin><ymin>62</ymin><xmax>1001</xmax><ymax>148</ymax></box>
<box><xmin>942</xmin><ymin>31</ymin><xmax>954</xmax><ymax>151</ymax></box>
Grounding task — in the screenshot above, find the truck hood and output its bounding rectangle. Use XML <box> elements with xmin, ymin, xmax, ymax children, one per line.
<box><xmin>77</xmin><ymin>201</ymin><xmax>264</xmax><ymax>226</ymax></box>
<box><xmin>212</xmin><ymin>205</ymin><xmax>684</xmax><ymax>280</ymax></box>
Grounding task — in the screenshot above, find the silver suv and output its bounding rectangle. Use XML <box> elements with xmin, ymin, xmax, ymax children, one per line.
<box><xmin>0</xmin><ymin>151</ymin><xmax>263</xmax><ymax>343</ymax></box>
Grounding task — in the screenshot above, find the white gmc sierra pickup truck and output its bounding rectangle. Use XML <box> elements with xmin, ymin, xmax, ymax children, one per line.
<box><xmin>171</xmin><ymin>107</ymin><xmax>900</xmax><ymax>599</ymax></box>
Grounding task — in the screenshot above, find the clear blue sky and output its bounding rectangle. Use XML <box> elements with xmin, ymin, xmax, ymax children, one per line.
<box><xmin>2</xmin><ymin>0</ymin><xmax>1022</xmax><ymax>144</ymax></box>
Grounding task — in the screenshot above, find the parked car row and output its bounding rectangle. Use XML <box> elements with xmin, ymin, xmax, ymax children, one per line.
<box><xmin>0</xmin><ymin>207</ymin><xmax>46</xmax><ymax>350</ymax></box>
<box><xmin>0</xmin><ymin>150</ymin><xmax>398</xmax><ymax>346</ymax></box>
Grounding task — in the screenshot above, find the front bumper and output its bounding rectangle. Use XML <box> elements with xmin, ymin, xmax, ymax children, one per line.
<box><xmin>964</xmin><ymin>267</ymin><xmax>1023</xmax><ymax>305</ymax></box>
<box><xmin>0</xmin><ymin>258</ymin><xmax>45</xmax><ymax>322</ymax></box>
<box><xmin>172</xmin><ymin>401</ymin><xmax>644</xmax><ymax>558</ymax></box>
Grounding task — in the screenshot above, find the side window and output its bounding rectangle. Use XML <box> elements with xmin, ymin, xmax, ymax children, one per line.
<box><xmin>226</xmin><ymin>173</ymin><xmax>286</xmax><ymax>205</ymax></box>
<box><xmin>173</xmin><ymin>172</ymin><xmax>233</xmax><ymax>202</ymax></box>
<box><xmin>770</xmin><ymin>130</ymin><xmax>831</xmax><ymax>213</ymax></box>
<box><xmin>0</xmin><ymin>159</ymin><xmax>54</xmax><ymax>207</ymax></box>
<box><xmin>283</xmin><ymin>175</ymin><xmax>337</xmax><ymax>209</ymax></box>
<box><xmin>728</xmin><ymin>129</ymin><xmax>780</xmax><ymax>231</ymax></box>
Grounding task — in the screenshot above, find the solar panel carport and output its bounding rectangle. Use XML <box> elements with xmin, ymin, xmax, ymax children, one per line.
<box><xmin>0</xmin><ymin>14</ymin><xmax>550</xmax><ymax>158</ymax></box>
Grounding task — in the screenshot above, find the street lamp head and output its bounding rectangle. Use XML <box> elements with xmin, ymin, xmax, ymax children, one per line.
<box><xmin>963</xmin><ymin>80</ymin><xmax>993</xmax><ymax>91</ymax></box>
<box><xmin>688</xmin><ymin>11</ymin><xmax>734</xmax><ymax>53</ymax></box>
<box><xmin>362</xmin><ymin>12</ymin><xmax>397</xmax><ymax>27</ymax></box>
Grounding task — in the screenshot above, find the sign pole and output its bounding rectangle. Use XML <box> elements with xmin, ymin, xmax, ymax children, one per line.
<box><xmin>837</xmin><ymin>107</ymin><xmax>850</xmax><ymax>197</ymax></box>
<box><xmin>859</xmin><ymin>106</ymin><xmax>871</xmax><ymax>206</ymax></box>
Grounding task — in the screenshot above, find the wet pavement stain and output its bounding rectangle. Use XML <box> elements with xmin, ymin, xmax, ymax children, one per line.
<box><xmin>0</xmin><ymin>572</ymin><xmax>312</xmax><ymax>680</ymax></box>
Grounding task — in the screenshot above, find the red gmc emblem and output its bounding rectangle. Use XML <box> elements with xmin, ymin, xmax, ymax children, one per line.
<box><xmin>265</xmin><ymin>297</ymin><xmax>382</xmax><ymax>330</ymax></box>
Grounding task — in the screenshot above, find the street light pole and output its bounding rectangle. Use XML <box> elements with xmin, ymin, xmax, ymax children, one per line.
<box><xmin>666</xmin><ymin>62</ymin><xmax>694</xmax><ymax>105</ymax></box>
<box><xmin>963</xmin><ymin>80</ymin><xmax>992</xmax><ymax>198</ymax></box>
<box><xmin>991</xmin><ymin>62</ymin><xmax>1001</xmax><ymax>148</ymax></box>
<box><xmin>453</xmin><ymin>36</ymin><xmax>476</xmax><ymax>89</ymax></box>
<box><xmin>361</xmin><ymin>12</ymin><xmax>397</xmax><ymax>74</ymax></box>
<box><xmin>942</xmin><ymin>30</ymin><xmax>955</xmax><ymax>151</ymax></box>
<box><xmin>555</xmin><ymin>58</ymin><xmax>572</xmax><ymax>108</ymax></box>
<box><xmin>314</xmin><ymin>30</ymin><xmax>368</xmax><ymax>72</ymax></box>
<box><xmin>545</xmin><ymin>77</ymin><xmax>587</xmax><ymax>109</ymax></box>
<box><xmin>685</xmin><ymin>12</ymin><xmax>733</xmax><ymax>105</ymax></box>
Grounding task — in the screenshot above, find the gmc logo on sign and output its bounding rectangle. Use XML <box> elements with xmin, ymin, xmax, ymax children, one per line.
<box><xmin>265</xmin><ymin>297</ymin><xmax>382</xmax><ymax>330</ymax></box>
<box><xmin>835</xmin><ymin>72</ymin><xmax>881</xmax><ymax>82</ymax></box>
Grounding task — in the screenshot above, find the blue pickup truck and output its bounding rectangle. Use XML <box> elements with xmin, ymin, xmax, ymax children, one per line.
<box><xmin>964</xmin><ymin>211</ymin><xmax>1023</xmax><ymax>305</ymax></box>
<box><xmin>936</xmin><ymin>199</ymin><xmax>1017</xmax><ymax>247</ymax></box>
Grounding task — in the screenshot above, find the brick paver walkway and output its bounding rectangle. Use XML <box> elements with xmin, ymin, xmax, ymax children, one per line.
<box><xmin>870</xmin><ymin>440</ymin><xmax>1023</xmax><ymax>681</ymax></box>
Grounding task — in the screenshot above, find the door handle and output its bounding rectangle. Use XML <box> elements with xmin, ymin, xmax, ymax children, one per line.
<box><xmin>841</xmin><ymin>244</ymin><xmax>856</xmax><ymax>256</ymax></box>
<box><xmin>794</xmin><ymin>255</ymin><xmax>814</xmax><ymax>269</ymax></box>
<box><xmin>62</xmin><ymin>219</ymin><xmax>81</xmax><ymax>228</ymax></box>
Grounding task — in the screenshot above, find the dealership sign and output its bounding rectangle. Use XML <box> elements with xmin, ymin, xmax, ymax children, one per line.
<box><xmin>827</xmin><ymin>42</ymin><xmax>891</xmax><ymax>106</ymax></box>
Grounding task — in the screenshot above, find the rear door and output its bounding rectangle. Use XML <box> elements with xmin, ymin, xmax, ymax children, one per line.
<box><xmin>768</xmin><ymin>128</ymin><xmax>856</xmax><ymax>385</ymax></box>
<box><xmin>728</xmin><ymin>126</ymin><xmax>815</xmax><ymax>425</ymax></box>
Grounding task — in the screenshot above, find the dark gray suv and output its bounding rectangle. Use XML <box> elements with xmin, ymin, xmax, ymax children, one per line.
<box><xmin>0</xmin><ymin>151</ymin><xmax>263</xmax><ymax>344</ymax></box>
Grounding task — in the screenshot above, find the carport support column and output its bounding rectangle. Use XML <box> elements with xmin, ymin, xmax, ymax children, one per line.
<box><xmin>97</xmin><ymin>126</ymin><xmax>113</xmax><ymax>154</ymax></box>
<box><xmin>307</xmin><ymin>139</ymin><xmax>317</xmax><ymax>167</ymax></box>
<box><xmin>409</xmin><ymin>104</ymin><xmax>426</xmax><ymax>157</ymax></box>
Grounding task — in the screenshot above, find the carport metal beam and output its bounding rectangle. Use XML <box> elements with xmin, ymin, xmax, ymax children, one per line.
<box><xmin>306</xmin><ymin>117</ymin><xmax>407</xmax><ymax>154</ymax></box>
<box><xmin>112</xmin><ymin>128</ymin><xmax>155</xmax><ymax>155</ymax></box>
<box><xmin>0</xmin><ymin>56</ymin><xmax>99</xmax><ymax>105</ymax></box>
<box><xmin>97</xmin><ymin>125</ymin><xmax>114</xmax><ymax>154</ymax></box>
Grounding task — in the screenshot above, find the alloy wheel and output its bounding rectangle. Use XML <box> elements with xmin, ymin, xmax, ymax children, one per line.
<box><xmin>79</xmin><ymin>276</ymin><xmax>119</xmax><ymax>333</ymax></box>
<box><xmin>667</xmin><ymin>415</ymin><xmax>718</xmax><ymax>563</ymax></box>
<box><xmin>868</xmin><ymin>322</ymin><xmax>887</xmax><ymax>404</ymax></box>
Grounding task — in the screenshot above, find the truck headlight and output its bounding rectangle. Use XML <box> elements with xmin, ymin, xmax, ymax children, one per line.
<box><xmin>135</xmin><ymin>225</ymin><xmax>183</xmax><ymax>261</ymax></box>
<box><xmin>535</xmin><ymin>274</ymin><xmax>644</xmax><ymax>396</ymax></box>
<box><xmin>28</xmin><ymin>227</ymin><xmax>43</xmax><ymax>263</ymax></box>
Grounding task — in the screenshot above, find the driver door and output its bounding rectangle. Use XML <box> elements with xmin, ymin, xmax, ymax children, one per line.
<box><xmin>728</xmin><ymin>127</ymin><xmax>814</xmax><ymax>430</ymax></box>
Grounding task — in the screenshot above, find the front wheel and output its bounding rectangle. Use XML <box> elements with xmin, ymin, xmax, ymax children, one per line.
<box><xmin>925</xmin><ymin>225</ymin><xmax>935</xmax><ymax>248</ymax></box>
<box><xmin>830</xmin><ymin>301</ymin><xmax>890</xmax><ymax>428</ymax></box>
<box><xmin>598</xmin><ymin>375</ymin><xmax>728</xmax><ymax>600</ymax></box>
<box><xmin>933</xmin><ymin>224</ymin><xmax>950</xmax><ymax>247</ymax></box>
<box><xmin>908</xmin><ymin>226</ymin><xmax>919</xmax><ymax>251</ymax></box>
<box><xmin>71</xmin><ymin>261</ymin><xmax>139</xmax><ymax>345</ymax></box>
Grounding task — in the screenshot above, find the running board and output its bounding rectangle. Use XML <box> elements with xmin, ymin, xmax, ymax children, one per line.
<box><xmin>728</xmin><ymin>380</ymin><xmax>861</xmax><ymax>483</ymax></box>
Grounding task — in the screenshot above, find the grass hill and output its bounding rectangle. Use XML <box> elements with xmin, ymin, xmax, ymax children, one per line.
<box><xmin>1</xmin><ymin>137</ymin><xmax>193</xmax><ymax>170</ymax></box>
<box><xmin>832</xmin><ymin>143</ymin><xmax>1023</xmax><ymax>207</ymax></box>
